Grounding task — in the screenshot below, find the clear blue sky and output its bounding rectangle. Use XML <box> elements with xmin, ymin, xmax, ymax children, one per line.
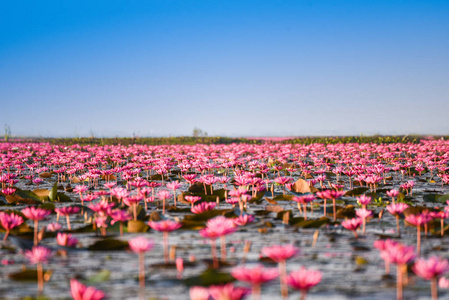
<box><xmin>1</xmin><ymin>0</ymin><xmax>448</xmax><ymax>137</ymax></box>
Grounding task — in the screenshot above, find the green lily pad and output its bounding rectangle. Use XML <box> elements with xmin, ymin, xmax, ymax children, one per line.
<box><xmin>183</xmin><ymin>269</ymin><xmax>235</xmax><ymax>287</ymax></box>
<box><xmin>86</xmin><ymin>269</ymin><xmax>111</xmax><ymax>283</ymax></box>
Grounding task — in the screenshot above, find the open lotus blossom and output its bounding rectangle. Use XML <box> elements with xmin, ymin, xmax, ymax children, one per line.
<box><xmin>374</xmin><ymin>239</ymin><xmax>400</xmax><ymax>274</ymax></box>
<box><xmin>0</xmin><ymin>212</ymin><xmax>24</xmax><ymax>241</ymax></box>
<box><xmin>380</xmin><ymin>242</ymin><xmax>416</xmax><ymax>300</ymax></box>
<box><xmin>1</xmin><ymin>187</ymin><xmax>16</xmax><ymax>195</ymax></box>
<box><xmin>109</xmin><ymin>209</ymin><xmax>132</xmax><ymax>236</ymax></box>
<box><xmin>24</xmin><ymin>246</ymin><xmax>52</xmax><ymax>293</ymax></box>
<box><xmin>355</xmin><ymin>208</ymin><xmax>373</xmax><ymax>234</ymax></box>
<box><xmin>22</xmin><ymin>207</ymin><xmax>51</xmax><ymax>245</ymax></box>
<box><xmin>233</xmin><ymin>214</ymin><xmax>255</xmax><ymax>226</ymax></box>
<box><xmin>287</xmin><ymin>267</ymin><xmax>322</xmax><ymax>300</ymax></box>
<box><xmin>128</xmin><ymin>236</ymin><xmax>154</xmax><ymax>288</ymax></box>
<box><xmin>190</xmin><ymin>286</ymin><xmax>210</xmax><ymax>300</ymax></box>
<box><xmin>356</xmin><ymin>195</ymin><xmax>372</xmax><ymax>209</ymax></box>
<box><xmin>192</xmin><ymin>202</ymin><xmax>216</xmax><ymax>214</ymax></box>
<box><xmin>413</xmin><ymin>257</ymin><xmax>449</xmax><ymax>300</ymax></box>
<box><xmin>262</xmin><ymin>245</ymin><xmax>299</xmax><ymax>299</ymax></box>
<box><xmin>405</xmin><ymin>213</ymin><xmax>432</xmax><ymax>255</ymax></box>
<box><xmin>208</xmin><ymin>283</ymin><xmax>251</xmax><ymax>300</ymax></box>
<box><xmin>386</xmin><ymin>203</ymin><xmax>409</xmax><ymax>237</ymax></box>
<box><xmin>292</xmin><ymin>195</ymin><xmax>315</xmax><ymax>220</ymax></box>
<box><xmin>341</xmin><ymin>217</ymin><xmax>363</xmax><ymax>238</ymax></box>
<box><xmin>200</xmin><ymin>216</ymin><xmax>237</xmax><ymax>267</ymax></box>
<box><xmin>184</xmin><ymin>195</ymin><xmax>202</xmax><ymax>208</ymax></box>
<box><xmin>55</xmin><ymin>206</ymin><xmax>80</xmax><ymax>230</ymax></box>
<box><xmin>57</xmin><ymin>232</ymin><xmax>78</xmax><ymax>247</ymax></box>
<box><xmin>70</xmin><ymin>279</ymin><xmax>105</xmax><ymax>300</ymax></box>
<box><xmin>47</xmin><ymin>222</ymin><xmax>62</xmax><ymax>232</ymax></box>
<box><xmin>232</xmin><ymin>265</ymin><xmax>278</xmax><ymax>300</ymax></box>
<box><xmin>149</xmin><ymin>219</ymin><xmax>182</xmax><ymax>264</ymax></box>
<box><xmin>157</xmin><ymin>189</ymin><xmax>172</xmax><ymax>215</ymax></box>
<box><xmin>430</xmin><ymin>210</ymin><xmax>449</xmax><ymax>237</ymax></box>
<box><xmin>274</xmin><ymin>176</ymin><xmax>292</xmax><ymax>194</ymax></box>
<box><xmin>166</xmin><ymin>180</ymin><xmax>182</xmax><ymax>207</ymax></box>
<box><xmin>387</xmin><ymin>189</ymin><xmax>400</xmax><ymax>203</ymax></box>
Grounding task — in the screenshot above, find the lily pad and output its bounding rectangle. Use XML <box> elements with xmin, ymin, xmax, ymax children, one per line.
<box><xmin>345</xmin><ymin>187</ymin><xmax>369</xmax><ymax>197</ymax></box>
<box><xmin>183</xmin><ymin>269</ymin><xmax>235</xmax><ymax>287</ymax></box>
<box><xmin>88</xmin><ymin>238</ymin><xmax>129</xmax><ymax>251</ymax></box>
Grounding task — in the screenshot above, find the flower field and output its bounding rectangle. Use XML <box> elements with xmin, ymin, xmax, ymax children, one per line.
<box><xmin>1</xmin><ymin>139</ymin><xmax>449</xmax><ymax>299</ymax></box>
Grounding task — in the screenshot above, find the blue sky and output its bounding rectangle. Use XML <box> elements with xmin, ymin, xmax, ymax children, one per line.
<box><xmin>1</xmin><ymin>0</ymin><xmax>448</xmax><ymax>137</ymax></box>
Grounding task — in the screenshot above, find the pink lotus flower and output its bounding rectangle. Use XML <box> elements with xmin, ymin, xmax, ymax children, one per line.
<box><xmin>70</xmin><ymin>279</ymin><xmax>105</xmax><ymax>300</ymax></box>
<box><xmin>208</xmin><ymin>283</ymin><xmax>250</xmax><ymax>300</ymax></box>
<box><xmin>148</xmin><ymin>219</ymin><xmax>182</xmax><ymax>232</ymax></box>
<box><xmin>24</xmin><ymin>246</ymin><xmax>52</xmax><ymax>293</ymax></box>
<box><xmin>47</xmin><ymin>222</ymin><xmax>62</xmax><ymax>232</ymax></box>
<box><xmin>189</xmin><ymin>286</ymin><xmax>210</xmax><ymax>300</ymax></box>
<box><xmin>149</xmin><ymin>219</ymin><xmax>181</xmax><ymax>264</ymax></box>
<box><xmin>57</xmin><ymin>232</ymin><xmax>78</xmax><ymax>247</ymax></box>
<box><xmin>24</xmin><ymin>246</ymin><xmax>53</xmax><ymax>264</ymax></box>
<box><xmin>22</xmin><ymin>207</ymin><xmax>51</xmax><ymax>221</ymax></box>
<box><xmin>356</xmin><ymin>208</ymin><xmax>373</xmax><ymax>234</ymax></box>
<box><xmin>128</xmin><ymin>236</ymin><xmax>154</xmax><ymax>253</ymax></box>
<box><xmin>109</xmin><ymin>209</ymin><xmax>132</xmax><ymax>236</ymax></box>
<box><xmin>158</xmin><ymin>189</ymin><xmax>172</xmax><ymax>214</ymax></box>
<box><xmin>292</xmin><ymin>195</ymin><xmax>315</xmax><ymax>220</ymax></box>
<box><xmin>413</xmin><ymin>257</ymin><xmax>449</xmax><ymax>300</ymax></box>
<box><xmin>405</xmin><ymin>213</ymin><xmax>432</xmax><ymax>254</ymax></box>
<box><xmin>387</xmin><ymin>203</ymin><xmax>409</xmax><ymax>237</ymax></box>
<box><xmin>22</xmin><ymin>206</ymin><xmax>52</xmax><ymax>245</ymax></box>
<box><xmin>231</xmin><ymin>265</ymin><xmax>279</xmax><ymax>285</ymax></box>
<box><xmin>232</xmin><ymin>265</ymin><xmax>278</xmax><ymax>299</ymax></box>
<box><xmin>192</xmin><ymin>202</ymin><xmax>216</xmax><ymax>214</ymax></box>
<box><xmin>129</xmin><ymin>236</ymin><xmax>154</xmax><ymax>288</ymax></box>
<box><xmin>341</xmin><ymin>217</ymin><xmax>363</xmax><ymax>238</ymax></box>
<box><xmin>1</xmin><ymin>187</ymin><xmax>16</xmax><ymax>195</ymax></box>
<box><xmin>185</xmin><ymin>195</ymin><xmax>202</xmax><ymax>208</ymax></box>
<box><xmin>200</xmin><ymin>216</ymin><xmax>237</xmax><ymax>268</ymax></box>
<box><xmin>233</xmin><ymin>214</ymin><xmax>255</xmax><ymax>226</ymax></box>
<box><xmin>0</xmin><ymin>212</ymin><xmax>24</xmax><ymax>241</ymax></box>
<box><xmin>356</xmin><ymin>195</ymin><xmax>372</xmax><ymax>207</ymax></box>
<box><xmin>414</xmin><ymin>256</ymin><xmax>449</xmax><ymax>280</ymax></box>
<box><xmin>287</xmin><ymin>267</ymin><xmax>322</xmax><ymax>299</ymax></box>
<box><xmin>261</xmin><ymin>244</ymin><xmax>299</xmax><ymax>298</ymax></box>
<box><xmin>387</xmin><ymin>189</ymin><xmax>400</xmax><ymax>199</ymax></box>
<box><xmin>55</xmin><ymin>206</ymin><xmax>80</xmax><ymax>231</ymax></box>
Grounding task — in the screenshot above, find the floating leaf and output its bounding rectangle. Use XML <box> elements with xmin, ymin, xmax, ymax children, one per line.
<box><xmin>33</xmin><ymin>189</ymin><xmax>50</xmax><ymax>199</ymax></box>
<box><xmin>87</xmin><ymin>269</ymin><xmax>111</xmax><ymax>283</ymax></box>
<box><xmin>88</xmin><ymin>238</ymin><xmax>129</xmax><ymax>251</ymax></box>
<box><xmin>290</xmin><ymin>179</ymin><xmax>317</xmax><ymax>194</ymax></box>
<box><xmin>273</xmin><ymin>194</ymin><xmax>293</xmax><ymax>201</ymax></box>
<box><xmin>39</xmin><ymin>172</ymin><xmax>52</xmax><ymax>178</ymax></box>
<box><xmin>183</xmin><ymin>269</ymin><xmax>235</xmax><ymax>287</ymax></box>
<box><xmin>56</xmin><ymin>192</ymin><xmax>72</xmax><ymax>202</ymax></box>
<box><xmin>184</xmin><ymin>209</ymin><xmax>231</xmax><ymax>222</ymax></box>
<box><xmin>9</xmin><ymin>269</ymin><xmax>52</xmax><ymax>282</ymax></box>
<box><xmin>345</xmin><ymin>187</ymin><xmax>369</xmax><ymax>197</ymax></box>
<box><xmin>14</xmin><ymin>189</ymin><xmax>42</xmax><ymax>202</ymax></box>
<box><xmin>39</xmin><ymin>203</ymin><xmax>55</xmax><ymax>211</ymax></box>
<box><xmin>291</xmin><ymin>217</ymin><xmax>330</xmax><ymax>228</ymax></box>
